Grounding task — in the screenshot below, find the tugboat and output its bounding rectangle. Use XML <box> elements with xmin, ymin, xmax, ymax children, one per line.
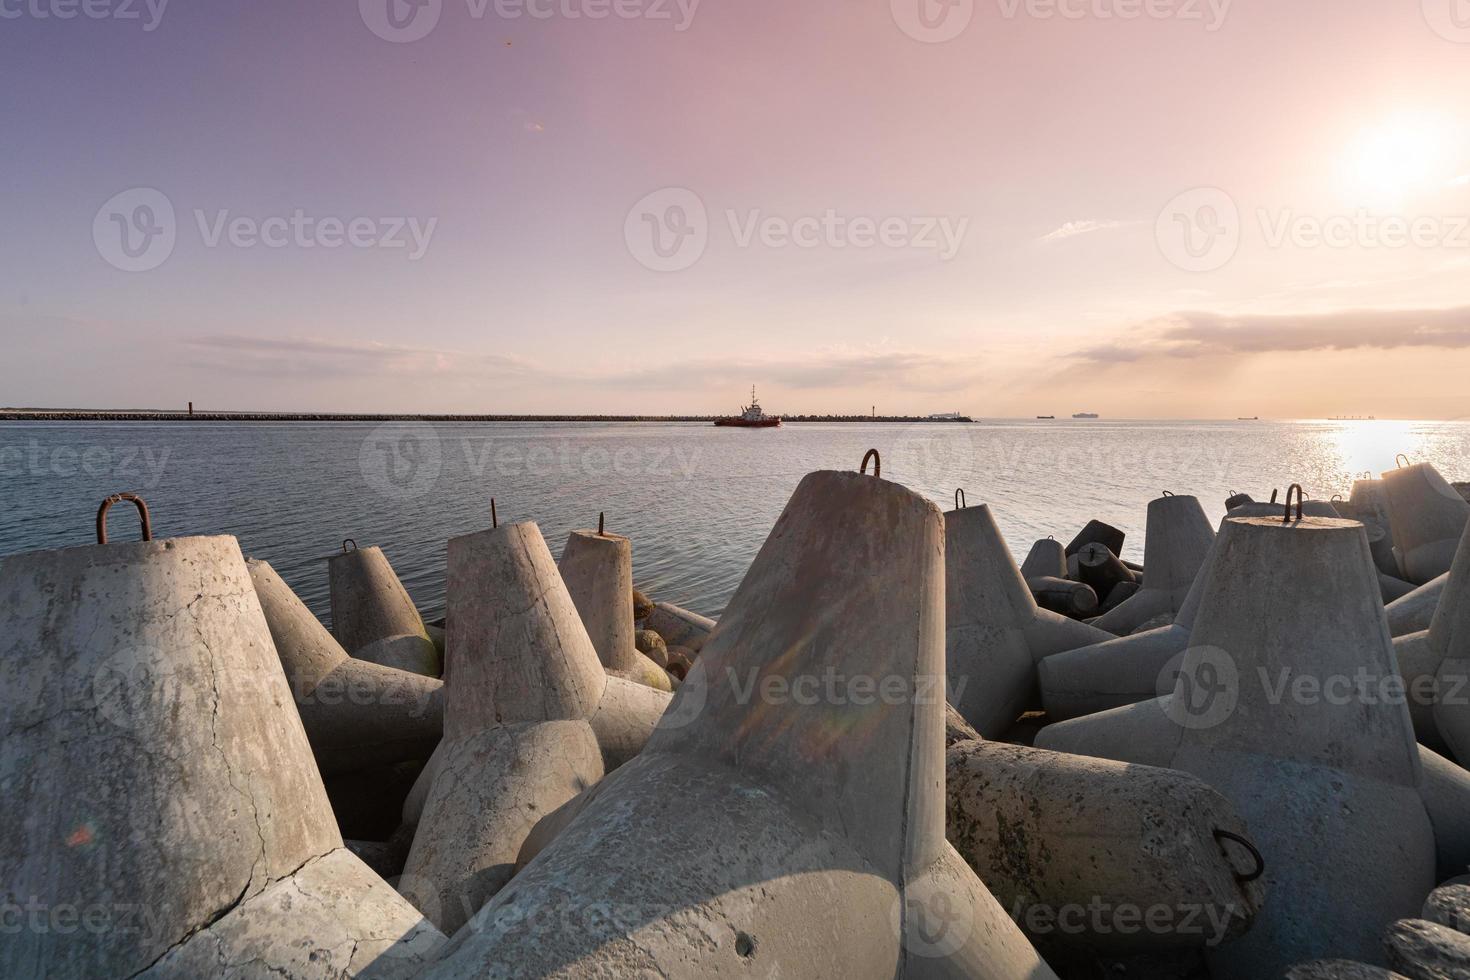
<box><xmin>715</xmin><ymin>387</ymin><xmax>782</xmax><ymax>428</ymax></box>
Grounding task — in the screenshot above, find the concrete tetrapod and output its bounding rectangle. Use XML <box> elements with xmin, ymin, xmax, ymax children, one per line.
<box><xmin>1090</xmin><ymin>494</ymin><xmax>1215</xmax><ymax>636</ymax></box>
<box><xmin>642</xmin><ymin>600</ymin><xmax>716</xmax><ymax>655</ymax></box>
<box><xmin>559</xmin><ymin>528</ymin><xmax>672</xmax><ymax>691</ymax></box>
<box><xmin>1020</xmin><ymin>538</ymin><xmax>1067</xmax><ymax>580</ymax></box>
<box><xmin>328</xmin><ymin>543</ymin><xmax>440</xmax><ymax>677</ymax></box>
<box><xmin>1038</xmin><ymin>501</ymin><xmax>1346</xmax><ymax>722</ymax></box>
<box><xmin>1037</xmin><ymin>515</ymin><xmax>1435</xmax><ymax>976</ymax></box>
<box><xmin>422</xmin><ymin>470</ymin><xmax>1058</xmax><ymax>979</ymax></box>
<box><xmin>946</xmin><ymin>739</ymin><xmax>1264</xmax><ymax>955</ymax></box>
<box><xmin>391</xmin><ymin>528</ymin><xmax>672</xmax><ymax>815</ymax></box>
<box><xmin>1388</xmin><ymin>574</ymin><xmax>1450</xmax><ymax>636</ymax></box>
<box><xmin>1382</xmin><ymin>462</ymin><xmax>1470</xmax><ymax>585</ymax></box>
<box><xmin>1428</xmin><ymin>520</ymin><xmax>1470</xmax><ymax>761</ymax></box>
<box><xmin>400</xmin><ymin>520</ymin><xmax>607</xmax><ymax>935</ymax></box>
<box><xmin>0</xmin><ymin>534</ymin><xmax>444</xmax><ymax>978</ymax></box>
<box><xmin>248</xmin><ymin>558</ymin><xmax>444</xmax><ymax>776</ymax></box>
<box><xmin>946</xmin><ymin>502</ymin><xmax>1112</xmax><ymax>737</ymax></box>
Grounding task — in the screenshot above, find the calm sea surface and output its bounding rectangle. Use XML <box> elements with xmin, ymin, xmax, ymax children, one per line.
<box><xmin>2</xmin><ymin>419</ymin><xmax>1467</xmax><ymax>623</ymax></box>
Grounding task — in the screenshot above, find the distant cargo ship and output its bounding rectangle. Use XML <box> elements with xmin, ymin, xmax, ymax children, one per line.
<box><xmin>1072</xmin><ymin>412</ymin><xmax>1099</xmax><ymax>419</ymax></box>
<box><xmin>714</xmin><ymin>387</ymin><xmax>782</xmax><ymax>428</ymax></box>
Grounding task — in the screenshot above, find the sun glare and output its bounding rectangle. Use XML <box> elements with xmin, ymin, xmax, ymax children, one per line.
<box><xmin>1340</xmin><ymin>113</ymin><xmax>1456</xmax><ymax>202</ymax></box>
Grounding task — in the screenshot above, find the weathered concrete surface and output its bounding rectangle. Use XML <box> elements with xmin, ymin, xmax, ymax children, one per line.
<box><xmin>400</xmin><ymin>721</ymin><xmax>603</xmax><ymax>935</ymax></box>
<box><xmin>1093</xmin><ymin>499</ymin><xmax>1217</xmax><ymax>637</ymax></box>
<box><xmin>328</xmin><ymin>544</ymin><xmax>439</xmax><ymax>676</ymax></box>
<box><xmin>559</xmin><ymin>528</ymin><xmax>672</xmax><ymax>691</ymax></box>
<box><xmin>0</xmin><ymin>535</ymin><xmax>434</xmax><ymax>977</ymax></box>
<box><xmin>423</xmin><ymin>470</ymin><xmax>1056</xmax><ymax>978</ymax></box>
<box><xmin>1021</xmin><ymin>538</ymin><xmax>1067</xmax><ymax>580</ymax></box>
<box><xmin>1417</xmin><ymin>745</ymin><xmax>1470</xmax><ymax>882</ymax></box>
<box><xmin>402</xmin><ymin>739</ymin><xmax>447</xmax><ymax>827</ymax></box>
<box><xmin>249</xmin><ymin>558</ymin><xmax>443</xmax><ymax>776</ymax></box>
<box><xmin>134</xmin><ymin>848</ymin><xmax>445</xmax><ymax>979</ymax></box>
<box><xmin>945</xmin><ymin>703</ymin><xmax>981</xmax><ymax>746</ymax></box>
<box><xmin>586</xmin><ymin>673</ymin><xmax>671</xmax><ymax>771</ymax></box>
<box><xmin>1038</xmin><ymin>517</ymin><xmax>1218</xmax><ymax>721</ymax></box>
<box><xmin>946</xmin><ymin>740</ymin><xmax>1263</xmax><ymax>953</ymax></box>
<box><xmin>1028</xmin><ymin>575</ymin><xmax>1098</xmax><ymax>617</ymax></box>
<box><xmin>1285</xmin><ymin>963</ymin><xmax>1409</xmax><ymax>980</ymax></box>
<box><xmin>1383</xmin><ymin>918</ymin><xmax>1470</xmax><ymax>978</ymax></box>
<box><xmin>1423</xmin><ymin>881</ymin><xmax>1470</xmax><ymax>935</ymax></box>
<box><xmin>643</xmin><ymin>600</ymin><xmax>716</xmax><ymax>654</ymax></box>
<box><xmin>1390</xmin><ymin>574</ymin><xmax>1450</xmax><ymax>637</ymax></box>
<box><xmin>1042</xmin><ymin>516</ymin><xmax>1437</xmax><ymax>977</ymax></box>
<box><xmin>1382</xmin><ymin>462</ymin><xmax>1470</xmax><ymax>585</ymax></box>
<box><xmin>1430</xmin><ymin>520</ymin><xmax>1470</xmax><ymax>762</ymax></box>
<box><xmin>947</xmin><ymin>503</ymin><xmax>1111</xmax><ymax>737</ymax></box>
<box><xmin>1075</xmin><ymin>543</ymin><xmax>1135</xmax><ymax>606</ymax></box>
<box><xmin>1066</xmin><ymin>519</ymin><xmax>1125</xmax><ymax>558</ymax></box>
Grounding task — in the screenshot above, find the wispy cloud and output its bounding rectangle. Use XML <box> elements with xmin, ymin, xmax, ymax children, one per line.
<box><xmin>1073</xmin><ymin>304</ymin><xmax>1470</xmax><ymax>364</ymax></box>
<box><xmin>1039</xmin><ymin>219</ymin><xmax>1133</xmax><ymax>244</ymax></box>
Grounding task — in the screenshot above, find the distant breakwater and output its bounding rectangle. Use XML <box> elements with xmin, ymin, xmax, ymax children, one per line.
<box><xmin>0</xmin><ymin>410</ymin><xmax>976</xmax><ymax>424</ymax></box>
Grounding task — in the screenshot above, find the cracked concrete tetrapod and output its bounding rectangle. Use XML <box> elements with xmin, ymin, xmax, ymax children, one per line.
<box><xmin>946</xmin><ymin>502</ymin><xmax>1112</xmax><ymax>737</ymax></box>
<box><xmin>1091</xmin><ymin>494</ymin><xmax>1214</xmax><ymax>636</ymax></box>
<box><xmin>248</xmin><ymin>558</ymin><xmax>444</xmax><ymax>776</ymax></box>
<box><xmin>0</xmin><ymin>534</ymin><xmax>444</xmax><ymax>979</ymax></box>
<box><xmin>1382</xmin><ymin>462</ymin><xmax>1470</xmax><ymax>585</ymax></box>
<box><xmin>423</xmin><ymin>470</ymin><xmax>1058</xmax><ymax>980</ymax></box>
<box><xmin>328</xmin><ymin>543</ymin><xmax>440</xmax><ymax>677</ymax></box>
<box><xmin>946</xmin><ymin>739</ymin><xmax>1264</xmax><ymax>954</ymax></box>
<box><xmin>400</xmin><ymin>521</ymin><xmax>606</xmax><ymax>935</ymax></box>
<box><xmin>1038</xmin><ymin>515</ymin><xmax>1435</xmax><ymax>977</ymax></box>
<box><xmin>559</xmin><ymin>528</ymin><xmax>672</xmax><ymax>691</ymax></box>
<box><xmin>643</xmin><ymin>601</ymin><xmax>716</xmax><ymax>654</ymax></box>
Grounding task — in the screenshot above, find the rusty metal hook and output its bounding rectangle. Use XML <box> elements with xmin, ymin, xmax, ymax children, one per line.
<box><xmin>1162</xmin><ymin>490</ymin><xmax>1175</xmax><ymax>497</ymax></box>
<box><xmin>491</xmin><ymin>498</ymin><xmax>498</xmax><ymax>529</ymax></box>
<box><xmin>1283</xmin><ymin>484</ymin><xmax>1305</xmax><ymax>523</ymax></box>
<box><xmin>1269</xmin><ymin>489</ymin><xmax>1279</xmax><ymax>504</ymax></box>
<box><xmin>342</xmin><ymin>538</ymin><xmax>357</xmax><ymax>553</ymax></box>
<box><xmin>860</xmin><ymin>449</ymin><xmax>880</xmax><ymax>478</ymax></box>
<box><xmin>1213</xmin><ymin>828</ymin><xmax>1265</xmax><ymax>883</ymax></box>
<box><xmin>954</xmin><ymin>488</ymin><xmax>966</xmax><ymax>510</ymax></box>
<box><xmin>598</xmin><ymin>512</ymin><xmax>605</xmax><ymax>536</ymax></box>
<box><xmin>1331</xmin><ymin>493</ymin><xmax>1343</xmax><ymax>503</ymax></box>
<box><xmin>1396</xmin><ymin>453</ymin><xmax>1411</xmax><ymax>469</ymax></box>
<box><xmin>96</xmin><ymin>493</ymin><xmax>152</xmax><ymax>545</ymax></box>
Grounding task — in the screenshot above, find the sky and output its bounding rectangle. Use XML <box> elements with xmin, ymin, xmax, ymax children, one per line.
<box><xmin>3</xmin><ymin>0</ymin><xmax>1470</xmax><ymax>418</ymax></box>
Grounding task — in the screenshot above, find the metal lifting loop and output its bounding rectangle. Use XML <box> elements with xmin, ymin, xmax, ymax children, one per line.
<box><xmin>860</xmin><ymin>449</ymin><xmax>881</xmax><ymax>478</ymax></box>
<box><xmin>1269</xmin><ymin>489</ymin><xmax>1279</xmax><ymax>504</ymax></box>
<box><xmin>342</xmin><ymin>538</ymin><xmax>357</xmax><ymax>553</ymax></box>
<box><xmin>1213</xmin><ymin>829</ymin><xmax>1266</xmax><ymax>883</ymax></box>
<box><xmin>1162</xmin><ymin>490</ymin><xmax>1174</xmax><ymax>497</ymax></box>
<box><xmin>598</xmin><ymin>512</ymin><xmax>605</xmax><ymax>536</ymax></box>
<box><xmin>1331</xmin><ymin>493</ymin><xmax>1343</xmax><ymax>503</ymax></box>
<box><xmin>954</xmin><ymin>488</ymin><xmax>966</xmax><ymax>510</ymax></box>
<box><xmin>1396</xmin><ymin>453</ymin><xmax>1411</xmax><ymax>469</ymax></box>
<box><xmin>96</xmin><ymin>493</ymin><xmax>152</xmax><ymax>545</ymax></box>
<box><xmin>1283</xmin><ymin>483</ymin><xmax>1305</xmax><ymax>523</ymax></box>
<box><xmin>491</xmin><ymin>498</ymin><xmax>498</xmax><ymax>529</ymax></box>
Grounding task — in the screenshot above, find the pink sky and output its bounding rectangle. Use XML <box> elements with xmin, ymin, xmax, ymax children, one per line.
<box><xmin>3</xmin><ymin>0</ymin><xmax>1470</xmax><ymax>417</ymax></box>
